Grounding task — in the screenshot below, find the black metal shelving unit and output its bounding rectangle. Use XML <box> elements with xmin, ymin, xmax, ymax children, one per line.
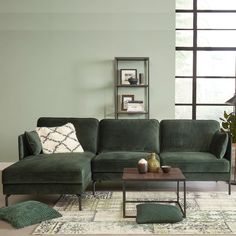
<box><xmin>114</xmin><ymin>57</ymin><xmax>150</xmax><ymax>119</ymax></box>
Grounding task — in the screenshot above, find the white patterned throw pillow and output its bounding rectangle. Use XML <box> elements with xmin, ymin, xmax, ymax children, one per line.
<box><xmin>36</xmin><ymin>123</ymin><xmax>84</xmax><ymax>154</ymax></box>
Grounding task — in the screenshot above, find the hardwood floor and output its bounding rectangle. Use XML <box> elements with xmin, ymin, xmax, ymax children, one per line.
<box><xmin>0</xmin><ymin>162</ymin><xmax>235</xmax><ymax>236</ymax></box>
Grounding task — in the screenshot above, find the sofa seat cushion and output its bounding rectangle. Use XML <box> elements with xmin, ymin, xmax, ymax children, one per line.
<box><xmin>92</xmin><ymin>151</ymin><xmax>150</xmax><ymax>173</ymax></box>
<box><xmin>2</xmin><ymin>152</ymin><xmax>94</xmax><ymax>184</ymax></box>
<box><xmin>160</xmin><ymin>152</ymin><xmax>230</xmax><ymax>173</ymax></box>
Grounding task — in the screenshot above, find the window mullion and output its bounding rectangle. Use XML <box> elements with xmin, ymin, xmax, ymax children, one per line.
<box><xmin>192</xmin><ymin>0</ymin><xmax>197</xmax><ymax>119</ymax></box>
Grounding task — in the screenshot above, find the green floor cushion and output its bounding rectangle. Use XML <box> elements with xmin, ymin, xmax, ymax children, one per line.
<box><xmin>136</xmin><ymin>203</ymin><xmax>183</xmax><ymax>224</ymax></box>
<box><xmin>0</xmin><ymin>200</ymin><xmax>62</xmax><ymax>228</ymax></box>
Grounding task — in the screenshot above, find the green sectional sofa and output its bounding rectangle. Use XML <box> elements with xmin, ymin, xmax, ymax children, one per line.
<box><xmin>2</xmin><ymin>118</ymin><xmax>231</xmax><ymax>210</ymax></box>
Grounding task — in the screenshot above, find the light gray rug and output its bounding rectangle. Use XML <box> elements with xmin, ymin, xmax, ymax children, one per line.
<box><xmin>33</xmin><ymin>191</ymin><xmax>236</xmax><ymax>234</ymax></box>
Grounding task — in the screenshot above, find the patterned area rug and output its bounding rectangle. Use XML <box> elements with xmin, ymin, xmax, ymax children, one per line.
<box><xmin>33</xmin><ymin>191</ymin><xmax>236</xmax><ymax>234</ymax></box>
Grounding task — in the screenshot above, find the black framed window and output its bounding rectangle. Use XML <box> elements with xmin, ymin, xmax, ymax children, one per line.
<box><xmin>175</xmin><ymin>0</ymin><xmax>236</xmax><ymax>120</ymax></box>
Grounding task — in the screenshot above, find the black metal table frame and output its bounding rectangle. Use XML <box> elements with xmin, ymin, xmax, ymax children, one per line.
<box><xmin>122</xmin><ymin>180</ymin><xmax>186</xmax><ymax>218</ymax></box>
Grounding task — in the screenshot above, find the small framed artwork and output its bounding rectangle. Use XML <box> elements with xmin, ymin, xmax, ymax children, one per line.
<box><xmin>121</xmin><ymin>95</ymin><xmax>134</xmax><ymax>111</ymax></box>
<box><xmin>120</xmin><ymin>69</ymin><xmax>137</xmax><ymax>85</ymax></box>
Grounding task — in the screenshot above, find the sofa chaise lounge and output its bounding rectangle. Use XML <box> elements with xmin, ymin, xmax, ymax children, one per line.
<box><xmin>2</xmin><ymin>118</ymin><xmax>231</xmax><ymax>210</ymax></box>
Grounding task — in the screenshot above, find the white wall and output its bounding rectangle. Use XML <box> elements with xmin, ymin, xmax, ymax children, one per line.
<box><xmin>0</xmin><ymin>0</ymin><xmax>175</xmax><ymax>161</ymax></box>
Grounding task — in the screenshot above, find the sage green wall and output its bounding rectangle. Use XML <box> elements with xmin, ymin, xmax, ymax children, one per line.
<box><xmin>0</xmin><ymin>0</ymin><xmax>175</xmax><ymax>161</ymax></box>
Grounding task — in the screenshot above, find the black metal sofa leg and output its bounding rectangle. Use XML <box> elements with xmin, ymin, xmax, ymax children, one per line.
<box><xmin>5</xmin><ymin>194</ymin><xmax>11</xmax><ymax>206</ymax></box>
<box><xmin>93</xmin><ymin>181</ymin><xmax>96</xmax><ymax>196</ymax></box>
<box><xmin>76</xmin><ymin>194</ymin><xmax>82</xmax><ymax>211</ymax></box>
<box><xmin>229</xmin><ymin>181</ymin><xmax>231</xmax><ymax>195</ymax></box>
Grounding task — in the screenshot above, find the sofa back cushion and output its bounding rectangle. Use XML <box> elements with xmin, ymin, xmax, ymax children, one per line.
<box><xmin>37</xmin><ymin>117</ymin><xmax>99</xmax><ymax>153</ymax></box>
<box><xmin>99</xmin><ymin>119</ymin><xmax>160</xmax><ymax>153</ymax></box>
<box><xmin>160</xmin><ymin>119</ymin><xmax>220</xmax><ymax>152</ymax></box>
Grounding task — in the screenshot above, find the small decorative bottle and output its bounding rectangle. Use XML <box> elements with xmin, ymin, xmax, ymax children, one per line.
<box><xmin>147</xmin><ymin>153</ymin><xmax>160</xmax><ymax>172</ymax></box>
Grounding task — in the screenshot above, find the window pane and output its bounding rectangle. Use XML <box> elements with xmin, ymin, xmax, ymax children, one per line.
<box><xmin>175</xmin><ymin>106</ymin><xmax>192</xmax><ymax>119</ymax></box>
<box><xmin>176</xmin><ymin>13</ymin><xmax>193</xmax><ymax>29</ymax></box>
<box><xmin>176</xmin><ymin>51</ymin><xmax>193</xmax><ymax>76</ymax></box>
<box><xmin>198</xmin><ymin>30</ymin><xmax>236</xmax><ymax>47</ymax></box>
<box><xmin>176</xmin><ymin>0</ymin><xmax>193</xmax><ymax>9</ymax></box>
<box><xmin>198</xmin><ymin>0</ymin><xmax>236</xmax><ymax>10</ymax></box>
<box><xmin>197</xmin><ymin>79</ymin><xmax>235</xmax><ymax>103</ymax></box>
<box><xmin>176</xmin><ymin>78</ymin><xmax>192</xmax><ymax>103</ymax></box>
<box><xmin>197</xmin><ymin>51</ymin><xmax>236</xmax><ymax>76</ymax></box>
<box><xmin>176</xmin><ymin>30</ymin><xmax>193</xmax><ymax>47</ymax></box>
<box><xmin>196</xmin><ymin>106</ymin><xmax>233</xmax><ymax>121</ymax></box>
<box><xmin>198</xmin><ymin>13</ymin><xmax>236</xmax><ymax>29</ymax></box>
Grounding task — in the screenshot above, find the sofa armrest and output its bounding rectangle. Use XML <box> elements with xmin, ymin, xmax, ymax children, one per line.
<box><xmin>223</xmin><ymin>134</ymin><xmax>232</xmax><ymax>163</ymax></box>
<box><xmin>18</xmin><ymin>134</ymin><xmax>31</xmax><ymax>160</ymax></box>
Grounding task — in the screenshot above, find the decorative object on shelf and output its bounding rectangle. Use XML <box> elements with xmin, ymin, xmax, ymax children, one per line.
<box><xmin>120</xmin><ymin>69</ymin><xmax>137</xmax><ymax>85</ymax></box>
<box><xmin>137</xmin><ymin>158</ymin><xmax>148</xmax><ymax>174</ymax></box>
<box><xmin>139</xmin><ymin>73</ymin><xmax>144</xmax><ymax>84</ymax></box>
<box><xmin>161</xmin><ymin>165</ymin><xmax>171</xmax><ymax>173</ymax></box>
<box><xmin>147</xmin><ymin>153</ymin><xmax>160</xmax><ymax>172</ymax></box>
<box><xmin>127</xmin><ymin>101</ymin><xmax>144</xmax><ymax>112</ymax></box>
<box><xmin>121</xmin><ymin>94</ymin><xmax>134</xmax><ymax>111</ymax></box>
<box><xmin>128</xmin><ymin>77</ymin><xmax>138</xmax><ymax>85</ymax></box>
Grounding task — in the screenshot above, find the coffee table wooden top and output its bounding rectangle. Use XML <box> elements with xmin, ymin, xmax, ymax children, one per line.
<box><xmin>122</xmin><ymin>168</ymin><xmax>185</xmax><ymax>181</ymax></box>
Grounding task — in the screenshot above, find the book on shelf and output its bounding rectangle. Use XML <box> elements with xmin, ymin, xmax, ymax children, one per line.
<box><xmin>127</xmin><ymin>100</ymin><xmax>144</xmax><ymax>112</ymax></box>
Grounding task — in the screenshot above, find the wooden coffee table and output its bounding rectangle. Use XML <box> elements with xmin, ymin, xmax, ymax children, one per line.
<box><xmin>122</xmin><ymin>167</ymin><xmax>186</xmax><ymax>218</ymax></box>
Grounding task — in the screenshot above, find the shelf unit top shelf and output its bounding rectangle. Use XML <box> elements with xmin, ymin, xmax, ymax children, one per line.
<box><xmin>115</xmin><ymin>57</ymin><xmax>149</xmax><ymax>61</ymax></box>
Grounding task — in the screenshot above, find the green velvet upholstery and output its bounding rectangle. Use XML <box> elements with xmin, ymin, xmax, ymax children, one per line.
<box><xmin>136</xmin><ymin>203</ymin><xmax>183</xmax><ymax>224</ymax></box>
<box><xmin>160</xmin><ymin>152</ymin><xmax>230</xmax><ymax>173</ymax></box>
<box><xmin>210</xmin><ymin>131</ymin><xmax>228</xmax><ymax>159</ymax></box>
<box><xmin>99</xmin><ymin>119</ymin><xmax>160</xmax><ymax>153</ymax></box>
<box><xmin>2</xmin><ymin>152</ymin><xmax>94</xmax><ymax>184</ymax></box>
<box><xmin>92</xmin><ymin>172</ymin><xmax>123</xmax><ymax>181</ymax></box>
<box><xmin>0</xmin><ymin>200</ymin><xmax>61</xmax><ymax>228</ymax></box>
<box><xmin>92</xmin><ymin>151</ymin><xmax>151</xmax><ymax>173</ymax></box>
<box><xmin>25</xmin><ymin>131</ymin><xmax>42</xmax><ymax>155</ymax></box>
<box><xmin>183</xmin><ymin>172</ymin><xmax>230</xmax><ymax>181</ymax></box>
<box><xmin>3</xmin><ymin>183</ymin><xmax>88</xmax><ymax>195</ymax></box>
<box><xmin>160</xmin><ymin>120</ymin><xmax>220</xmax><ymax>152</ymax></box>
<box><xmin>37</xmin><ymin>117</ymin><xmax>99</xmax><ymax>154</ymax></box>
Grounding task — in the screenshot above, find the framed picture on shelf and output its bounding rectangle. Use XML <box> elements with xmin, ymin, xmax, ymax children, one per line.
<box><xmin>120</xmin><ymin>69</ymin><xmax>137</xmax><ymax>85</ymax></box>
<box><xmin>121</xmin><ymin>94</ymin><xmax>134</xmax><ymax>111</ymax></box>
